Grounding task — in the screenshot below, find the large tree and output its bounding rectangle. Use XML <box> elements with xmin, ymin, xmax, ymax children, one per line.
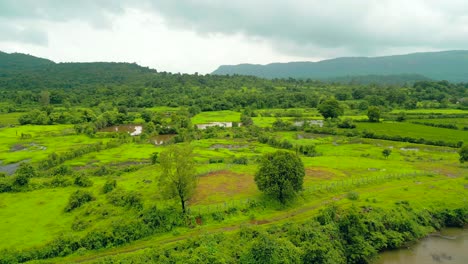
<box><xmin>159</xmin><ymin>144</ymin><xmax>197</xmax><ymax>213</ymax></box>
<box><xmin>318</xmin><ymin>98</ymin><xmax>344</xmax><ymax>119</ymax></box>
<box><xmin>254</xmin><ymin>151</ymin><xmax>305</xmax><ymax>203</ymax></box>
<box><xmin>367</xmin><ymin>106</ymin><xmax>381</xmax><ymax>122</ymax></box>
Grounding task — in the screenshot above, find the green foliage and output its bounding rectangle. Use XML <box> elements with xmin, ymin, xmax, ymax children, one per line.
<box><xmin>318</xmin><ymin>98</ymin><xmax>344</xmax><ymax>119</ymax></box>
<box><xmin>102</xmin><ymin>179</ymin><xmax>117</xmax><ymax>194</ymax></box>
<box><xmin>240</xmin><ymin>232</ymin><xmax>302</xmax><ymax>264</ymax></box>
<box><xmin>150</xmin><ymin>152</ymin><xmax>159</xmax><ymax>164</ymax></box>
<box><xmin>241</xmin><ymin>113</ymin><xmax>253</xmax><ymax>126</ymax></box>
<box><xmin>396</xmin><ymin>111</ymin><xmax>406</xmax><ymax>121</ymax></box>
<box><xmin>52</xmin><ymin>165</ymin><xmax>72</xmax><ymax>176</ymax></box>
<box><xmin>65</xmin><ymin>190</ymin><xmax>95</xmax><ymax>212</ymax></box>
<box><xmin>459</xmin><ymin>145</ymin><xmax>468</xmax><ymax>163</ymax></box>
<box><xmin>295</xmin><ymin>144</ymin><xmax>321</xmax><ymax>157</ymax></box>
<box><xmin>338</xmin><ymin>118</ymin><xmax>356</xmax><ymax>129</ymax></box>
<box><xmin>255</xmin><ymin>151</ymin><xmax>305</xmax><ymax>203</ymax></box>
<box><xmin>382</xmin><ymin>149</ymin><xmax>392</xmax><ymax>159</ymax></box>
<box><xmin>13</xmin><ymin>163</ymin><xmax>37</xmax><ymax>186</ymax></box>
<box><xmin>49</xmin><ymin>175</ymin><xmax>73</xmax><ymax>187</ymax></box>
<box><xmin>107</xmin><ymin>188</ymin><xmax>143</xmax><ymax>209</ymax></box>
<box><xmin>73</xmin><ymin>174</ymin><xmax>93</xmax><ymax>187</ymax></box>
<box><xmin>159</xmin><ymin>144</ymin><xmax>197</xmax><ymax>213</ymax></box>
<box><xmin>347</xmin><ymin>191</ymin><xmax>360</xmax><ymax>201</ymax></box>
<box><xmin>232</xmin><ymin>156</ymin><xmax>248</xmax><ymax>165</ymax></box>
<box><xmin>141</xmin><ymin>206</ymin><xmax>184</xmax><ymax>231</ymax></box>
<box><xmin>367</xmin><ymin>106</ymin><xmax>381</xmax><ymax>122</ymax></box>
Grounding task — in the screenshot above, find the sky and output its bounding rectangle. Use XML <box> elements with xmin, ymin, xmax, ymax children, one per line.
<box><xmin>1</xmin><ymin>0</ymin><xmax>468</xmax><ymax>74</ymax></box>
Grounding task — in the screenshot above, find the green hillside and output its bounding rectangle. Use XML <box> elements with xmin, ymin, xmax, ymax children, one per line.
<box><xmin>212</xmin><ymin>50</ymin><xmax>468</xmax><ymax>82</ymax></box>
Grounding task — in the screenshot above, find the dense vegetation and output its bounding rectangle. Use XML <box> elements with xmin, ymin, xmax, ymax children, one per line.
<box><xmin>0</xmin><ymin>52</ymin><xmax>466</xmax><ymax>263</ymax></box>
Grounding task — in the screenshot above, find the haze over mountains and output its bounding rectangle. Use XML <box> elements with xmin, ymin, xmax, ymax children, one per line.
<box><xmin>213</xmin><ymin>50</ymin><xmax>468</xmax><ymax>83</ymax></box>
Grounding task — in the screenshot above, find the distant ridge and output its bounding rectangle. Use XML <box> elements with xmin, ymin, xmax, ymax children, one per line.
<box><xmin>0</xmin><ymin>51</ymin><xmax>54</xmax><ymax>71</ymax></box>
<box><xmin>212</xmin><ymin>50</ymin><xmax>468</xmax><ymax>82</ymax></box>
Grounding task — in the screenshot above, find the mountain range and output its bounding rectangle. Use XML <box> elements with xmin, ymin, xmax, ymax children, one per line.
<box><xmin>212</xmin><ymin>50</ymin><xmax>468</xmax><ymax>83</ymax></box>
<box><xmin>1</xmin><ymin>50</ymin><xmax>468</xmax><ymax>86</ymax></box>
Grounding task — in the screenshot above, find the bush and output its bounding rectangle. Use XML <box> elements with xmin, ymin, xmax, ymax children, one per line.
<box><xmin>14</xmin><ymin>173</ymin><xmax>30</xmax><ymax>186</ymax></box>
<box><xmin>107</xmin><ymin>188</ymin><xmax>143</xmax><ymax>209</ymax></box>
<box><xmin>74</xmin><ymin>174</ymin><xmax>93</xmax><ymax>187</ymax></box>
<box><xmin>50</xmin><ymin>176</ymin><xmax>73</xmax><ymax>187</ymax></box>
<box><xmin>208</xmin><ymin>158</ymin><xmax>224</xmax><ymax>164</ymax></box>
<box><xmin>52</xmin><ymin>165</ymin><xmax>72</xmax><ymax>176</ymax></box>
<box><xmin>232</xmin><ymin>156</ymin><xmax>248</xmax><ymax>165</ymax></box>
<box><xmin>65</xmin><ymin>190</ymin><xmax>95</xmax><ymax>212</ymax></box>
<box><xmin>347</xmin><ymin>191</ymin><xmax>359</xmax><ymax>200</ymax></box>
<box><xmin>338</xmin><ymin>118</ymin><xmax>356</xmax><ymax>129</ymax></box>
<box><xmin>0</xmin><ymin>178</ymin><xmax>13</xmax><ymax>193</ymax></box>
<box><xmin>102</xmin><ymin>179</ymin><xmax>117</xmax><ymax>193</ymax></box>
<box><xmin>141</xmin><ymin>206</ymin><xmax>183</xmax><ymax>231</ymax></box>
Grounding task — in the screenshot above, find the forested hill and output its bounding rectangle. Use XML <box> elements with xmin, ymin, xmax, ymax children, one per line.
<box><xmin>0</xmin><ymin>51</ymin><xmax>156</xmax><ymax>89</ymax></box>
<box><xmin>212</xmin><ymin>50</ymin><xmax>468</xmax><ymax>83</ymax></box>
<box><xmin>0</xmin><ymin>51</ymin><xmax>54</xmax><ymax>71</ymax></box>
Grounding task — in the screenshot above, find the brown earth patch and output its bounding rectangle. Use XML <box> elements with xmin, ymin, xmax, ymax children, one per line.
<box><xmin>305</xmin><ymin>167</ymin><xmax>334</xmax><ymax>180</ymax></box>
<box><xmin>190</xmin><ymin>170</ymin><xmax>256</xmax><ymax>205</ymax></box>
<box><xmin>249</xmin><ymin>219</ymin><xmax>270</xmax><ymax>225</ymax></box>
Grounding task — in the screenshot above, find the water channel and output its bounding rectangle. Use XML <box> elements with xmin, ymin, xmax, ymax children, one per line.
<box><xmin>375</xmin><ymin>228</ymin><xmax>467</xmax><ymax>264</ymax></box>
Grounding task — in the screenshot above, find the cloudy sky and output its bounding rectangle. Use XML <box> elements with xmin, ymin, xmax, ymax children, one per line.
<box><xmin>1</xmin><ymin>0</ymin><xmax>467</xmax><ymax>73</ymax></box>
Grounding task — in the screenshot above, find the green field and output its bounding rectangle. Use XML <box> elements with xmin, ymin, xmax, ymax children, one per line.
<box><xmin>390</xmin><ymin>108</ymin><xmax>467</xmax><ymax>114</ymax></box>
<box><xmin>191</xmin><ymin>110</ymin><xmax>241</xmax><ymax>124</ymax></box>
<box><xmin>0</xmin><ymin>106</ymin><xmax>467</xmax><ymax>263</ymax></box>
<box><xmin>356</xmin><ymin>121</ymin><xmax>468</xmax><ymax>143</ymax></box>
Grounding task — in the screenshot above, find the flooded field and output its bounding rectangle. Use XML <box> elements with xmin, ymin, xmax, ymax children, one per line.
<box><xmin>150</xmin><ymin>134</ymin><xmax>175</xmax><ymax>145</ymax></box>
<box><xmin>99</xmin><ymin>125</ymin><xmax>142</xmax><ymax>136</ymax></box>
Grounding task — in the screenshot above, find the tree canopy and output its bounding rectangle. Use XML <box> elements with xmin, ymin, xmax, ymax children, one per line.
<box><xmin>318</xmin><ymin>98</ymin><xmax>344</xmax><ymax>119</ymax></box>
<box><xmin>254</xmin><ymin>151</ymin><xmax>305</xmax><ymax>203</ymax></box>
<box><xmin>159</xmin><ymin>144</ymin><xmax>197</xmax><ymax>213</ymax></box>
<box><xmin>367</xmin><ymin>106</ymin><xmax>381</xmax><ymax>122</ymax></box>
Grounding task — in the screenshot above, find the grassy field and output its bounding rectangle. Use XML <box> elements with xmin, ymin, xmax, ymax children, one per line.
<box><xmin>410</xmin><ymin>117</ymin><xmax>468</xmax><ymax>129</ymax></box>
<box><xmin>390</xmin><ymin>108</ymin><xmax>467</xmax><ymax>114</ymax></box>
<box><xmin>0</xmin><ymin>112</ymin><xmax>22</xmax><ymax>125</ymax></box>
<box><xmin>355</xmin><ymin>121</ymin><xmax>468</xmax><ymax>143</ymax></box>
<box><xmin>0</xmin><ymin>108</ymin><xmax>466</xmax><ymax>263</ymax></box>
<box><xmin>191</xmin><ymin>110</ymin><xmax>241</xmax><ymax>124</ymax></box>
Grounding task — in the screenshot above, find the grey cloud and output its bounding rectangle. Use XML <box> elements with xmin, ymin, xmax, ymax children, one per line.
<box><xmin>1</xmin><ymin>0</ymin><xmax>468</xmax><ymax>56</ymax></box>
<box><xmin>0</xmin><ymin>20</ymin><xmax>48</xmax><ymax>45</ymax></box>
<box><xmin>0</xmin><ymin>0</ymin><xmax>128</xmax><ymax>45</ymax></box>
<box><xmin>143</xmin><ymin>0</ymin><xmax>468</xmax><ymax>57</ymax></box>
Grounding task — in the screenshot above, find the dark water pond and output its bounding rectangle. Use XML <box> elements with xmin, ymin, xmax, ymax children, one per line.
<box><xmin>375</xmin><ymin>228</ymin><xmax>468</xmax><ymax>264</ymax></box>
<box><xmin>99</xmin><ymin>125</ymin><xmax>142</xmax><ymax>136</ymax></box>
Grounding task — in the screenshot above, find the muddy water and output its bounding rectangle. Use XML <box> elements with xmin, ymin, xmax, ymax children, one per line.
<box><xmin>150</xmin><ymin>134</ymin><xmax>175</xmax><ymax>145</ymax></box>
<box><xmin>375</xmin><ymin>228</ymin><xmax>468</xmax><ymax>264</ymax></box>
<box><xmin>99</xmin><ymin>125</ymin><xmax>142</xmax><ymax>136</ymax></box>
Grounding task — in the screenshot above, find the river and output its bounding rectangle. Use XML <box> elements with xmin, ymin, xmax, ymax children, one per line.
<box><xmin>375</xmin><ymin>228</ymin><xmax>467</xmax><ymax>264</ymax></box>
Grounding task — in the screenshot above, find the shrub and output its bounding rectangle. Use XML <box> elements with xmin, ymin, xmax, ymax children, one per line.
<box><xmin>102</xmin><ymin>179</ymin><xmax>117</xmax><ymax>194</ymax></box>
<box><xmin>65</xmin><ymin>190</ymin><xmax>95</xmax><ymax>212</ymax></box>
<box><xmin>347</xmin><ymin>191</ymin><xmax>359</xmax><ymax>201</ymax></box>
<box><xmin>74</xmin><ymin>174</ymin><xmax>93</xmax><ymax>187</ymax></box>
<box><xmin>232</xmin><ymin>156</ymin><xmax>248</xmax><ymax>165</ymax></box>
<box><xmin>141</xmin><ymin>206</ymin><xmax>183</xmax><ymax>231</ymax></box>
<box><xmin>52</xmin><ymin>165</ymin><xmax>72</xmax><ymax>176</ymax></box>
<box><xmin>208</xmin><ymin>158</ymin><xmax>224</xmax><ymax>164</ymax></box>
<box><xmin>50</xmin><ymin>176</ymin><xmax>73</xmax><ymax>187</ymax></box>
<box><xmin>107</xmin><ymin>188</ymin><xmax>143</xmax><ymax>209</ymax></box>
<box><xmin>338</xmin><ymin>118</ymin><xmax>356</xmax><ymax>129</ymax></box>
